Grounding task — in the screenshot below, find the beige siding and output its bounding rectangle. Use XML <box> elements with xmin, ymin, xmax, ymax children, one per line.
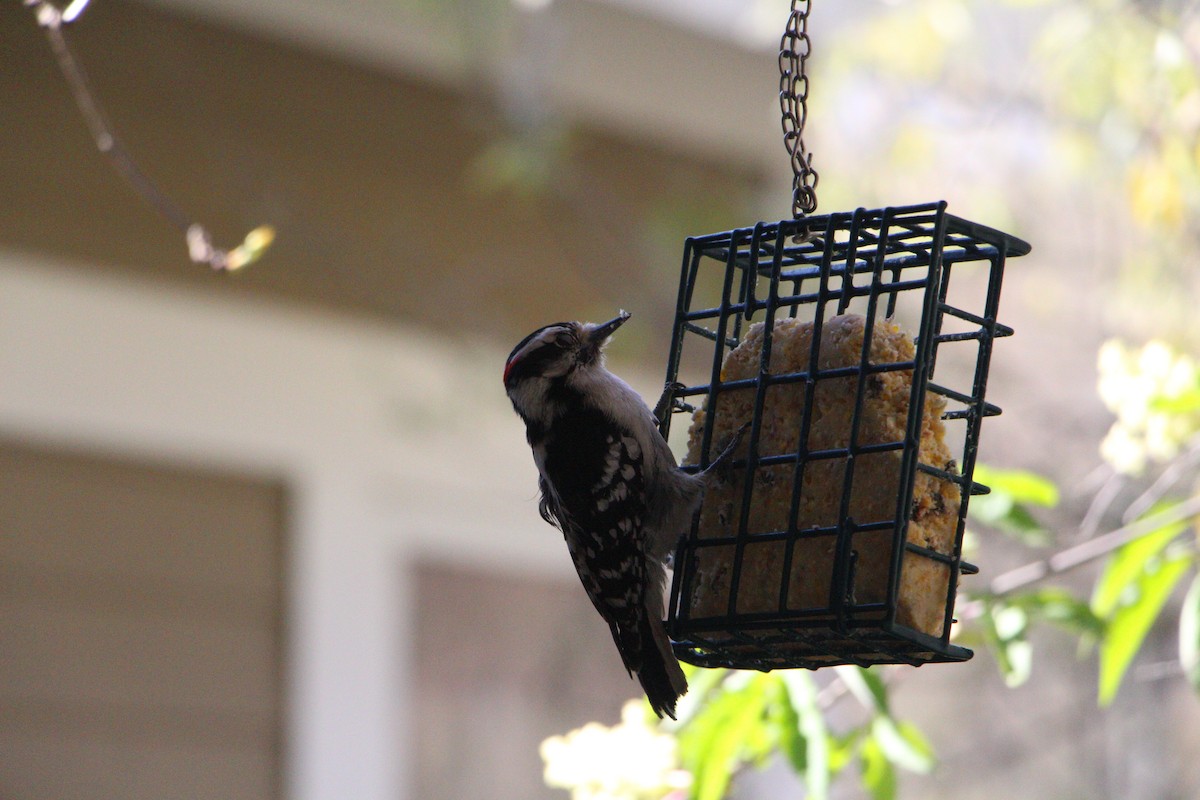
<box><xmin>414</xmin><ymin>561</ymin><xmax>653</xmax><ymax>800</ymax></box>
<box><xmin>0</xmin><ymin>441</ymin><xmax>286</xmax><ymax>800</ymax></box>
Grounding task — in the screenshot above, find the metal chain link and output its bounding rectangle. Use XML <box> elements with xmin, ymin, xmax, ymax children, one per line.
<box><xmin>779</xmin><ymin>0</ymin><xmax>818</xmax><ymax>218</ymax></box>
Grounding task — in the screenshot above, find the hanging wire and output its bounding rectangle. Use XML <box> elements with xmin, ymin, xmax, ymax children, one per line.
<box><xmin>779</xmin><ymin>0</ymin><xmax>819</xmax><ymax>219</ymax></box>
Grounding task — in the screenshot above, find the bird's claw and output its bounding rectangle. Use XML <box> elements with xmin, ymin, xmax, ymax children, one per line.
<box><xmin>705</xmin><ymin>422</ymin><xmax>750</xmax><ymax>479</ymax></box>
<box><xmin>653</xmin><ymin>380</ymin><xmax>688</xmax><ymax>426</ymax></box>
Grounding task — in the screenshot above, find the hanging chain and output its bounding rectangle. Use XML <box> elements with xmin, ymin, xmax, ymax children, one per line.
<box><xmin>779</xmin><ymin>0</ymin><xmax>819</xmax><ymax>218</ymax></box>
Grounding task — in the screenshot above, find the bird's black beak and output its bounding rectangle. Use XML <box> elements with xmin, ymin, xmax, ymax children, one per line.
<box><xmin>580</xmin><ymin>311</ymin><xmax>630</xmax><ymax>364</ymax></box>
<box><xmin>586</xmin><ymin>311</ymin><xmax>631</xmax><ymax>347</ymax></box>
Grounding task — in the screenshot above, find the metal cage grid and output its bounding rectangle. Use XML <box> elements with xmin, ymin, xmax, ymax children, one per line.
<box><xmin>660</xmin><ymin>201</ymin><xmax>1030</xmax><ymax>670</ymax></box>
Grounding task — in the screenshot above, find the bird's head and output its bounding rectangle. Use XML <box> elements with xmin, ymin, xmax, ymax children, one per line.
<box><xmin>503</xmin><ymin>311</ymin><xmax>630</xmax><ymax>417</ymax></box>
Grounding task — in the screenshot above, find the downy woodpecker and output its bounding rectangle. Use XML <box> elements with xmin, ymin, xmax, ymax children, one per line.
<box><xmin>503</xmin><ymin>310</ymin><xmax>738</xmax><ymax>718</ymax></box>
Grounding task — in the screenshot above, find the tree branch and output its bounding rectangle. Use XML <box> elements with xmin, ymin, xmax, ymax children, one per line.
<box><xmin>988</xmin><ymin>495</ymin><xmax>1200</xmax><ymax>596</ymax></box>
<box><xmin>23</xmin><ymin>0</ymin><xmax>273</xmax><ymax>271</ymax></box>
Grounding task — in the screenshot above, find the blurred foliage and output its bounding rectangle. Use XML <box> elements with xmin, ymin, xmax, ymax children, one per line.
<box><xmin>540</xmin><ymin>666</ymin><xmax>936</xmax><ymax>800</ymax></box>
<box><xmin>969</xmin><ymin>464</ymin><xmax>1060</xmax><ymax>545</ymax></box>
<box><xmin>971</xmin><ymin>588</ymin><xmax>1104</xmax><ymax>687</ymax></box>
<box><xmin>969</xmin><ymin>417</ymin><xmax>1198</xmax><ymax>705</ymax></box>
<box><xmin>1097</xmin><ymin>338</ymin><xmax>1200</xmax><ymax>474</ymax></box>
<box><xmin>1092</xmin><ymin>504</ymin><xmax>1193</xmax><ymax>704</ymax></box>
<box><xmin>821</xmin><ymin>0</ymin><xmax>1200</xmax><ymax>336</ymax></box>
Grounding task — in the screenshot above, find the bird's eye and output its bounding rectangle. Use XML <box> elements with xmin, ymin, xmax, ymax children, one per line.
<box><xmin>555</xmin><ymin>333</ymin><xmax>575</xmax><ymax>348</ymax></box>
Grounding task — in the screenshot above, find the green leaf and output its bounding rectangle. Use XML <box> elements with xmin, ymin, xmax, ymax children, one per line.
<box><xmin>1092</xmin><ymin>506</ymin><xmax>1187</xmax><ymax>619</ymax></box>
<box><xmin>768</xmin><ymin>677</ymin><xmax>807</xmax><ymax>774</ymax></box>
<box><xmin>999</xmin><ymin>638</ymin><xmax>1034</xmax><ymax>688</ymax></box>
<box><xmin>897</xmin><ymin>722</ymin><xmax>937</xmax><ymax>772</ymax></box>
<box><xmin>739</xmin><ymin>682</ymin><xmax>776</xmax><ymax>768</ymax></box>
<box><xmin>992</xmin><ymin>603</ymin><xmax>1028</xmax><ymax>640</ymax></box>
<box><xmin>871</xmin><ymin>717</ymin><xmax>935</xmax><ymax>775</ymax></box>
<box><xmin>1150</xmin><ymin>386</ymin><xmax>1200</xmax><ymax>415</ymax></box>
<box><xmin>681</xmin><ymin>705</ymin><xmax>738</xmax><ymax>800</ymax></box>
<box><xmin>1007</xmin><ymin>588</ymin><xmax>1106</xmax><ymax>636</ymax></box>
<box><xmin>970</xmin><ymin>465</ymin><xmax>1058</xmax><ymax>544</ymax></box>
<box><xmin>834</xmin><ymin>666</ymin><xmax>889</xmax><ymax>714</ymax></box>
<box><xmin>979</xmin><ymin>600</ymin><xmax>1032</xmax><ymax>687</ymax></box>
<box><xmin>857</xmin><ymin>668</ymin><xmax>891</xmax><ymax>713</ymax></box>
<box><xmin>828</xmin><ymin>730</ymin><xmax>862</xmax><ymax>776</ymax></box>
<box><xmin>973</xmin><ymin>586</ymin><xmax>1104</xmax><ymax>681</ymax></box>
<box><xmin>972</xmin><ymin>465</ymin><xmax>1060</xmax><ymax>507</ymax></box>
<box><xmin>1098</xmin><ymin>553</ymin><xmax>1192</xmax><ymax>705</ymax></box>
<box><xmin>691</xmin><ymin>724</ymin><xmax>741</xmax><ymax>800</ymax></box>
<box><xmin>982</xmin><ymin>502</ymin><xmax>1052</xmax><ymax>545</ymax></box>
<box><xmin>783</xmin><ymin>672</ymin><xmax>830</xmax><ymax>800</ymax></box>
<box><xmin>834</xmin><ymin>667</ymin><xmax>933</xmax><ymax>775</ymax></box>
<box><xmin>678</xmin><ymin>674</ymin><xmax>771</xmax><ymax>800</ymax></box>
<box><xmin>670</xmin><ymin>665</ymin><xmax>729</xmax><ymax>727</ymax></box>
<box><xmin>860</xmin><ymin>734</ymin><xmax>897</xmax><ymax>800</ymax></box>
<box><xmin>1179</xmin><ymin>573</ymin><xmax>1200</xmax><ymax>693</ymax></box>
<box><xmin>675</xmin><ymin>683</ymin><xmax>731</xmax><ymax>791</ymax></box>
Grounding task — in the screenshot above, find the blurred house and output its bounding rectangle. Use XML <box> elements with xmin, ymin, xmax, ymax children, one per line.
<box><xmin>0</xmin><ymin>1</ymin><xmax>777</xmax><ymax>798</ymax></box>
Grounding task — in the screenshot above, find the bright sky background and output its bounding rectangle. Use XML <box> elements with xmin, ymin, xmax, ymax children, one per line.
<box><xmin>597</xmin><ymin>0</ymin><xmax>793</xmax><ymax>48</ymax></box>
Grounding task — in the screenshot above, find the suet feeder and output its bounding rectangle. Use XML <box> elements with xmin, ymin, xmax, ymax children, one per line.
<box><xmin>657</xmin><ymin>3</ymin><xmax>1031</xmax><ymax>671</ymax></box>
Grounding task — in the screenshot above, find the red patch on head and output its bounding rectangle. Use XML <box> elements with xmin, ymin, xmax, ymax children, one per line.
<box><xmin>503</xmin><ymin>356</ymin><xmax>516</xmax><ymax>385</ymax></box>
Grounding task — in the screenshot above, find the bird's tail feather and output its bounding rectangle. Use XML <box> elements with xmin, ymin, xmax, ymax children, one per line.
<box><xmin>636</xmin><ymin>614</ymin><xmax>688</xmax><ymax>720</ymax></box>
